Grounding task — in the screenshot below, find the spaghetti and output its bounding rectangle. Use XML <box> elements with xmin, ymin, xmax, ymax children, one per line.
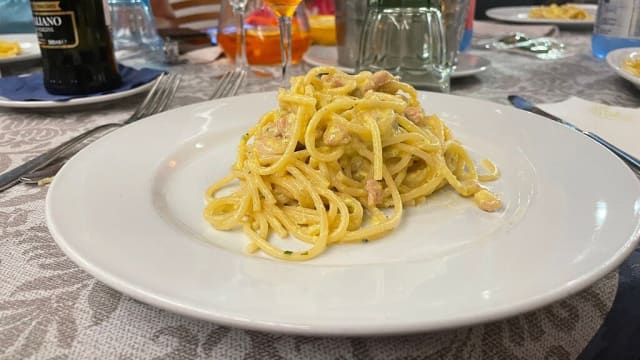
<box><xmin>528</xmin><ymin>4</ymin><xmax>592</xmax><ymax>20</ymax></box>
<box><xmin>0</xmin><ymin>40</ymin><xmax>21</xmax><ymax>58</ymax></box>
<box><xmin>623</xmin><ymin>56</ymin><xmax>640</xmax><ymax>77</ymax></box>
<box><xmin>204</xmin><ymin>67</ymin><xmax>501</xmax><ymax>261</ymax></box>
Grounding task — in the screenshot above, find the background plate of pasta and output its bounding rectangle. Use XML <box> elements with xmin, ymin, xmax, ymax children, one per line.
<box><xmin>606</xmin><ymin>47</ymin><xmax>640</xmax><ymax>89</ymax></box>
<box><xmin>0</xmin><ymin>33</ymin><xmax>40</xmax><ymax>65</ymax></box>
<box><xmin>46</xmin><ymin>68</ymin><xmax>640</xmax><ymax>336</ymax></box>
<box><xmin>486</xmin><ymin>3</ymin><xmax>596</xmax><ymax>27</ymax></box>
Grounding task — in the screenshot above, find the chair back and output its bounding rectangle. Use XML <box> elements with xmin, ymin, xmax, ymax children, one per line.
<box><xmin>171</xmin><ymin>0</ymin><xmax>222</xmax><ymax>29</ymax></box>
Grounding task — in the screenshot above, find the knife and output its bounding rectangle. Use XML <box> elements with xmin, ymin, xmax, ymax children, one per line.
<box><xmin>508</xmin><ymin>95</ymin><xmax>640</xmax><ymax>176</ymax></box>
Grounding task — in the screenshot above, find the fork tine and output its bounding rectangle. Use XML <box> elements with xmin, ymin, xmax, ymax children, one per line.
<box><xmin>137</xmin><ymin>74</ymin><xmax>178</xmax><ymax>119</ymax></box>
<box><xmin>158</xmin><ymin>75</ymin><xmax>182</xmax><ymax>113</ymax></box>
<box><xmin>145</xmin><ymin>74</ymin><xmax>180</xmax><ymax>117</ymax></box>
<box><xmin>220</xmin><ymin>70</ymin><xmax>240</xmax><ymax>98</ymax></box>
<box><xmin>227</xmin><ymin>70</ymin><xmax>246</xmax><ymax>98</ymax></box>
<box><xmin>127</xmin><ymin>73</ymin><xmax>167</xmax><ymax>122</ymax></box>
<box><xmin>209</xmin><ymin>70</ymin><xmax>234</xmax><ymax>100</ymax></box>
<box><xmin>132</xmin><ymin>82</ymin><xmax>168</xmax><ymax>120</ymax></box>
<box><xmin>125</xmin><ymin>73</ymin><xmax>171</xmax><ymax>124</ymax></box>
<box><xmin>150</xmin><ymin>74</ymin><xmax>181</xmax><ymax>115</ymax></box>
<box><xmin>217</xmin><ymin>69</ymin><xmax>238</xmax><ymax>98</ymax></box>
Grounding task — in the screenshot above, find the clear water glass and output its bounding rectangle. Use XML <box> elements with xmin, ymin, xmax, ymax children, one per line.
<box><xmin>108</xmin><ymin>0</ymin><xmax>166</xmax><ymax>66</ymax></box>
<box><xmin>357</xmin><ymin>0</ymin><xmax>450</xmax><ymax>93</ymax></box>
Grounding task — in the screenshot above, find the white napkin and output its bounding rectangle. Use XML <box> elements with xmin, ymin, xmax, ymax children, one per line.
<box><xmin>539</xmin><ymin>97</ymin><xmax>640</xmax><ymax>158</ymax></box>
<box><xmin>180</xmin><ymin>46</ymin><xmax>223</xmax><ymax>64</ymax></box>
<box><xmin>474</xmin><ymin>20</ymin><xmax>558</xmax><ymax>39</ymax></box>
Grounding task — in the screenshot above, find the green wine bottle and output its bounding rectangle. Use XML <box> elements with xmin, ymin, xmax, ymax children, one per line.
<box><xmin>30</xmin><ymin>0</ymin><xmax>121</xmax><ymax>95</ymax></box>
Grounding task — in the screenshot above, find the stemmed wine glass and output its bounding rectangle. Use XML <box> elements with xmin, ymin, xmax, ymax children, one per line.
<box><xmin>228</xmin><ymin>0</ymin><xmax>249</xmax><ymax>69</ymax></box>
<box><xmin>263</xmin><ymin>0</ymin><xmax>303</xmax><ymax>83</ymax></box>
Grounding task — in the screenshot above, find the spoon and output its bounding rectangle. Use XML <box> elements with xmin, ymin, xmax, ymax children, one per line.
<box><xmin>20</xmin><ymin>160</ymin><xmax>66</xmax><ymax>184</ymax></box>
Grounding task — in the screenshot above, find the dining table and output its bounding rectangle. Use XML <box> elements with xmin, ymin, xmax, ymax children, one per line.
<box><xmin>0</xmin><ymin>26</ymin><xmax>639</xmax><ymax>359</ymax></box>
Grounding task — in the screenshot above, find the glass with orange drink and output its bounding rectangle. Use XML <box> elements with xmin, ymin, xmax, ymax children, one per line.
<box><xmin>263</xmin><ymin>0</ymin><xmax>303</xmax><ymax>82</ymax></box>
<box><xmin>218</xmin><ymin>0</ymin><xmax>311</xmax><ymax>70</ymax></box>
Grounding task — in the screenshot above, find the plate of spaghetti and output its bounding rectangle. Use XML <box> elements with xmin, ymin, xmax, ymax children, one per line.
<box><xmin>0</xmin><ymin>33</ymin><xmax>40</xmax><ymax>65</ymax></box>
<box><xmin>606</xmin><ymin>47</ymin><xmax>640</xmax><ymax>89</ymax></box>
<box><xmin>46</xmin><ymin>67</ymin><xmax>640</xmax><ymax>335</ymax></box>
<box><xmin>486</xmin><ymin>3</ymin><xmax>596</xmax><ymax>27</ymax></box>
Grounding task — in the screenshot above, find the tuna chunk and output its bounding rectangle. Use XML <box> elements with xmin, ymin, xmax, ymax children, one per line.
<box><xmin>365</xmin><ymin>179</ymin><xmax>384</xmax><ymax>207</ymax></box>
<box><xmin>363</xmin><ymin>71</ymin><xmax>394</xmax><ymax>92</ymax></box>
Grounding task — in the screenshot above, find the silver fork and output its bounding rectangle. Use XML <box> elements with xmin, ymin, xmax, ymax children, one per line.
<box><xmin>18</xmin><ymin>68</ymin><xmax>246</xmax><ymax>186</ymax></box>
<box><xmin>0</xmin><ymin>73</ymin><xmax>181</xmax><ymax>192</ymax></box>
<box><xmin>209</xmin><ymin>68</ymin><xmax>246</xmax><ymax>100</ymax></box>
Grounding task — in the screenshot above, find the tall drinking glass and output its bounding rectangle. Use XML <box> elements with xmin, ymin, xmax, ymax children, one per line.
<box><xmin>263</xmin><ymin>0</ymin><xmax>303</xmax><ymax>83</ymax></box>
<box><xmin>356</xmin><ymin>0</ymin><xmax>449</xmax><ymax>92</ymax></box>
<box><xmin>108</xmin><ymin>0</ymin><xmax>165</xmax><ymax>66</ymax></box>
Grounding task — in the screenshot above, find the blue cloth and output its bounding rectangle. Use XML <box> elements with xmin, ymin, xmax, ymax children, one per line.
<box><xmin>0</xmin><ymin>65</ymin><xmax>163</xmax><ymax>101</ymax></box>
<box><xmin>578</xmin><ymin>245</ymin><xmax>640</xmax><ymax>360</ymax></box>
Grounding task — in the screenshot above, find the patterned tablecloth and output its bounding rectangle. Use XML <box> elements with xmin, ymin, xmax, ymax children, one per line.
<box><xmin>1</xmin><ymin>31</ymin><xmax>639</xmax><ymax>359</ymax></box>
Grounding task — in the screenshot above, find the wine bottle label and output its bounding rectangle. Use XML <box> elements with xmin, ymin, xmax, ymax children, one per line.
<box><xmin>31</xmin><ymin>1</ymin><xmax>79</xmax><ymax>49</ymax></box>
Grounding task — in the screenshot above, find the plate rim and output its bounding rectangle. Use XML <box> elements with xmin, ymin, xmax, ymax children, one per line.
<box><xmin>45</xmin><ymin>91</ymin><xmax>640</xmax><ymax>336</ymax></box>
<box><xmin>485</xmin><ymin>4</ymin><xmax>596</xmax><ymax>25</ymax></box>
<box><xmin>302</xmin><ymin>45</ymin><xmax>490</xmax><ymax>79</ymax></box>
<box><xmin>0</xmin><ymin>33</ymin><xmax>41</xmax><ymax>65</ymax></box>
<box><xmin>0</xmin><ymin>79</ymin><xmax>156</xmax><ymax>109</ymax></box>
<box><xmin>451</xmin><ymin>53</ymin><xmax>491</xmax><ymax>78</ymax></box>
<box><xmin>606</xmin><ymin>47</ymin><xmax>640</xmax><ymax>88</ymax></box>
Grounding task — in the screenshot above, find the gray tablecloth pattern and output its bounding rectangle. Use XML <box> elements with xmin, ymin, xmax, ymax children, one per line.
<box><xmin>1</xmin><ymin>31</ymin><xmax>638</xmax><ymax>359</ymax></box>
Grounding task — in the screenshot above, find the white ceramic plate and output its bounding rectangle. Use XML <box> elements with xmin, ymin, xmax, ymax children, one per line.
<box><xmin>0</xmin><ymin>80</ymin><xmax>155</xmax><ymax>109</ymax></box>
<box><xmin>606</xmin><ymin>47</ymin><xmax>640</xmax><ymax>90</ymax></box>
<box><xmin>303</xmin><ymin>45</ymin><xmax>490</xmax><ymax>78</ymax></box>
<box><xmin>0</xmin><ymin>33</ymin><xmax>41</xmax><ymax>65</ymax></box>
<box><xmin>486</xmin><ymin>4</ymin><xmax>596</xmax><ymax>27</ymax></box>
<box><xmin>46</xmin><ymin>92</ymin><xmax>640</xmax><ymax>336</ymax></box>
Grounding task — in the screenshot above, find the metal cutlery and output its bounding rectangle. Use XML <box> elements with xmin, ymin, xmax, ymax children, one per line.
<box><xmin>0</xmin><ymin>73</ymin><xmax>181</xmax><ymax>192</ymax></box>
<box><xmin>20</xmin><ymin>159</ymin><xmax>67</xmax><ymax>185</ymax></box>
<box><xmin>16</xmin><ymin>68</ymin><xmax>247</xmax><ymax>186</ymax></box>
<box><xmin>493</xmin><ymin>37</ymin><xmax>566</xmax><ymax>59</ymax></box>
<box><xmin>209</xmin><ymin>68</ymin><xmax>246</xmax><ymax>100</ymax></box>
<box><xmin>473</xmin><ymin>30</ymin><xmax>565</xmax><ymax>60</ymax></box>
<box><xmin>474</xmin><ymin>32</ymin><xmax>531</xmax><ymax>50</ymax></box>
<box><xmin>473</xmin><ymin>26</ymin><xmax>559</xmax><ymax>49</ymax></box>
<box><xmin>17</xmin><ymin>115</ymin><xmax>126</xmax><ymax>185</ymax></box>
<box><xmin>508</xmin><ymin>95</ymin><xmax>640</xmax><ymax>176</ymax></box>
